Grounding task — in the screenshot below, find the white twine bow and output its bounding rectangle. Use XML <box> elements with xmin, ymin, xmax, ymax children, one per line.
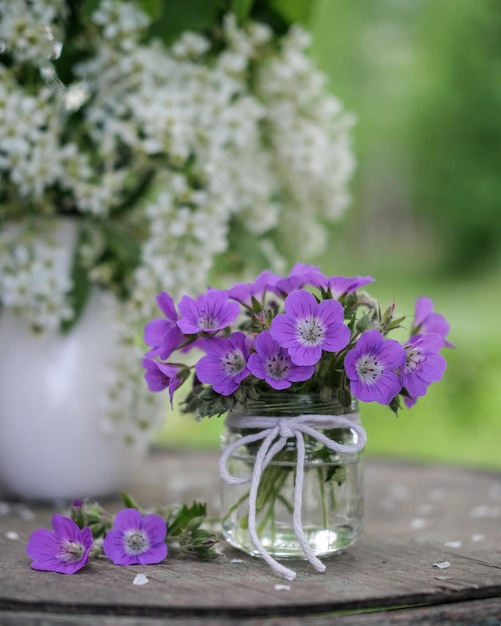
<box><xmin>219</xmin><ymin>413</ymin><xmax>367</xmax><ymax>581</ymax></box>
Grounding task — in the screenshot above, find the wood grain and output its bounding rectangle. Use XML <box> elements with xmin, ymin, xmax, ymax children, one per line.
<box><xmin>0</xmin><ymin>450</ymin><xmax>500</xmax><ymax>624</ymax></box>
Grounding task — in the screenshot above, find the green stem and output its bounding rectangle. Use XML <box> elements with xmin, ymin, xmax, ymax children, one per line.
<box><xmin>220</xmin><ymin>489</ymin><xmax>251</xmax><ymax>525</ymax></box>
<box><xmin>318</xmin><ymin>468</ymin><xmax>328</xmax><ymax>528</ymax></box>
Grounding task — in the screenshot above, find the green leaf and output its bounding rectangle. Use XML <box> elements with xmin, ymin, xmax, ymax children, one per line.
<box><xmin>267</xmin><ymin>0</ymin><xmax>313</xmax><ymax>26</ymax></box>
<box><xmin>101</xmin><ymin>224</ymin><xmax>142</xmax><ymax>266</ymax></box>
<box><xmin>147</xmin><ymin>0</ymin><xmax>221</xmax><ymax>44</ymax></box>
<box><xmin>137</xmin><ymin>0</ymin><xmax>163</xmax><ymax>20</ymax></box>
<box><xmin>389</xmin><ymin>395</ymin><xmax>402</xmax><ymax>416</ymax></box>
<box><xmin>81</xmin><ymin>0</ymin><xmax>100</xmax><ymax>20</ymax></box>
<box><xmin>325</xmin><ymin>464</ymin><xmax>347</xmax><ymax>485</ymax></box>
<box><xmin>121</xmin><ymin>492</ymin><xmax>142</xmax><ymax>511</ymax></box>
<box><xmin>60</xmin><ymin>224</ymin><xmax>92</xmax><ymax>334</ymax></box>
<box><xmin>167</xmin><ymin>501</ymin><xmax>208</xmax><ymax>537</ymax></box>
<box><xmin>233</xmin><ymin>0</ymin><xmax>255</xmax><ymax>23</ymax></box>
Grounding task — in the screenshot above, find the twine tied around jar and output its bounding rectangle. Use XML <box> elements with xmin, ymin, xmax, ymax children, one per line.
<box><xmin>219</xmin><ymin>414</ymin><xmax>367</xmax><ymax>581</ymax></box>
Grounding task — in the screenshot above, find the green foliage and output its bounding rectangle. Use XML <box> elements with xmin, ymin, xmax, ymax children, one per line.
<box><xmin>165</xmin><ymin>501</ymin><xmax>220</xmax><ymax>561</ymax></box>
<box><xmin>410</xmin><ymin>0</ymin><xmax>501</xmax><ymax>273</ymax></box>
<box><xmin>147</xmin><ymin>0</ymin><xmax>220</xmax><ymax>44</ymax></box>
<box><xmin>61</xmin><ymin>224</ymin><xmax>92</xmax><ymax>333</ymax></box>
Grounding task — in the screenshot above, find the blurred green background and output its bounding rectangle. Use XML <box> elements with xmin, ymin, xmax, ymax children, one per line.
<box><xmin>158</xmin><ymin>0</ymin><xmax>501</xmax><ymax>468</ymax></box>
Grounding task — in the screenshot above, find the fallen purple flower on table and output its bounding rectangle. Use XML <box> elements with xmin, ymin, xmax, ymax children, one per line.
<box><xmin>103</xmin><ymin>508</ymin><xmax>167</xmax><ymax>566</ymax></box>
<box><xmin>26</xmin><ymin>514</ymin><xmax>92</xmax><ymax>574</ymax></box>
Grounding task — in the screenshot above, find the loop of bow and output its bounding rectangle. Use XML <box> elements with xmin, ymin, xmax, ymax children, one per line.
<box><xmin>219</xmin><ymin>413</ymin><xmax>367</xmax><ymax>581</ymax></box>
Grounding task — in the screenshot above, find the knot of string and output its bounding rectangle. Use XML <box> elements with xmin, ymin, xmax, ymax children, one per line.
<box><xmin>219</xmin><ymin>413</ymin><xmax>366</xmax><ymax>581</ymax></box>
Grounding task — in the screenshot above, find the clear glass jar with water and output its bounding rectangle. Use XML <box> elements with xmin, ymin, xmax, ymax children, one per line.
<box><xmin>220</xmin><ymin>393</ymin><xmax>364</xmax><ymax>559</ymax></box>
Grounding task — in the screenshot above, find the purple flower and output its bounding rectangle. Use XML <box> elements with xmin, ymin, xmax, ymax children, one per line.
<box><xmin>401</xmin><ymin>333</ymin><xmax>447</xmax><ymax>400</ymax></box>
<box><xmin>144</xmin><ymin>292</ymin><xmax>184</xmax><ymax>360</ymax></box>
<box><xmin>26</xmin><ymin>514</ymin><xmax>93</xmax><ymax>574</ymax></box>
<box><xmin>307</xmin><ymin>274</ymin><xmax>375</xmax><ymax>298</ymax></box>
<box><xmin>275</xmin><ymin>263</ymin><xmax>327</xmax><ymax>296</ymax></box>
<box><xmin>227</xmin><ymin>270</ymin><xmax>281</xmax><ymax>306</ymax></box>
<box><xmin>411</xmin><ymin>297</ymin><xmax>454</xmax><ymax>348</ymax></box>
<box><xmin>344</xmin><ymin>329</ymin><xmax>406</xmax><ymax>404</ymax></box>
<box><xmin>195</xmin><ymin>332</ymin><xmax>250</xmax><ymax>396</ymax></box>
<box><xmin>103</xmin><ymin>508</ymin><xmax>167</xmax><ymax>566</ymax></box>
<box><xmin>142</xmin><ymin>358</ymin><xmax>185</xmax><ymax>405</ymax></box>
<box><xmin>177</xmin><ymin>290</ymin><xmax>240</xmax><ymax>334</ymax></box>
<box><xmin>270</xmin><ymin>290</ymin><xmax>350</xmax><ymax>366</ymax></box>
<box><xmin>247</xmin><ymin>330</ymin><xmax>314</xmax><ymax>390</ymax></box>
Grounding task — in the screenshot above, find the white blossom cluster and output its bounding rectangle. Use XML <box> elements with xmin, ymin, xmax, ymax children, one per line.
<box><xmin>0</xmin><ymin>0</ymin><xmax>355</xmax><ymax>437</ymax></box>
<box><xmin>0</xmin><ymin>220</ymin><xmax>74</xmax><ymax>331</ymax></box>
<box><xmin>0</xmin><ymin>0</ymin><xmax>66</xmax><ymax>65</ymax></box>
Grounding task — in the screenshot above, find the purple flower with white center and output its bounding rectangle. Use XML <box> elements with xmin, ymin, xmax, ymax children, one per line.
<box><xmin>177</xmin><ymin>289</ymin><xmax>240</xmax><ymax>334</ymax></box>
<box><xmin>411</xmin><ymin>297</ymin><xmax>455</xmax><ymax>348</ymax></box>
<box><xmin>401</xmin><ymin>333</ymin><xmax>447</xmax><ymax>399</ymax></box>
<box><xmin>144</xmin><ymin>292</ymin><xmax>184</xmax><ymax>360</ymax></box>
<box><xmin>195</xmin><ymin>332</ymin><xmax>250</xmax><ymax>396</ymax></box>
<box><xmin>270</xmin><ymin>290</ymin><xmax>350</xmax><ymax>366</ymax></box>
<box><xmin>142</xmin><ymin>358</ymin><xmax>185</xmax><ymax>405</ymax></box>
<box><xmin>103</xmin><ymin>508</ymin><xmax>167</xmax><ymax>566</ymax></box>
<box><xmin>247</xmin><ymin>330</ymin><xmax>314</xmax><ymax>390</ymax></box>
<box><xmin>26</xmin><ymin>514</ymin><xmax>93</xmax><ymax>574</ymax></box>
<box><xmin>227</xmin><ymin>270</ymin><xmax>281</xmax><ymax>306</ymax></box>
<box><xmin>344</xmin><ymin>329</ymin><xmax>406</xmax><ymax>404</ymax></box>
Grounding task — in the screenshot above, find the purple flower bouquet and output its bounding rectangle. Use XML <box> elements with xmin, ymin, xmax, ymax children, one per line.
<box><xmin>143</xmin><ymin>263</ymin><xmax>452</xmax><ymax>580</ymax></box>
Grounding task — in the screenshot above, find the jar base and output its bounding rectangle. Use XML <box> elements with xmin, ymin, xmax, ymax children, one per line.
<box><xmin>222</xmin><ymin>524</ymin><xmax>362</xmax><ymax>559</ymax></box>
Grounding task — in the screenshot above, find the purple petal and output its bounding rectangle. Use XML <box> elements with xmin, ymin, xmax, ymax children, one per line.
<box><xmin>227</xmin><ymin>270</ymin><xmax>280</xmax><ymax>304</ymax></box>
<box><xmin>137</xmin><ymin>542</ymin><xmax>168</xmax><ymax>565</ymax></box>
<box><xmin>247</xmin><ymin>353</ymin><xmax>266</xmax><ymax>379</ymax></box>
<box><xmin>113</xmin><ymin>508</ymin><xmax>144</xmax><ymax>533</ymax></box>
<box><xmin>141</xmin><ymin>514</ymin><xmax>167</xmax><ymax>545</ymax></box>
<box><xmin>316</xmin><ymin>298</ymin><xmax>345</xmax><ymax>325</ymax></box>
<box><xmin>414</xmin><ymin>297</ymin><xmax>434</xmax><ymax>327</ymax></box>
<box><xmin>144</xmin><ymin>318</ymin><xmax>169</xmax><ymax>347</ymax></box>
<box><xmin>326</xmin><ymin>275</ymin><xmax>375</xmax><ymax>298</ymax></box>
<box><xmin>356</xmin><ymin>329</ymin><xmax>385</xmax><ymax>353</ymax></box>
<box><xmin>177</xmin><ymin>295</ymin><xmax>203</xmax><ymax>334</ymax></box>
<box><xmin>269</xmin><ymin>314</ymin><xmax>298</xmax><ymax>347</ymax></box>
<box><xmin>283</xmin><ymin>290</ymin><xmax>317</xmax><ymax>319</ymax></box>
<box><xmin>102</xmin><ymin>530</ymin><xmax>134</xmax><ymax>565</ymax></box>
<box><xmin>51</xmin><ymin>515</ymin><xmax>81</xmax><ymax>542</ymax></box>
<box><xmin>377</xmin><ymin>339</ymin><xmax>406</xmax><ymax>369</ymax></box>
<box><xmin>263</xmin><ymin>373</ymin><xmax>292</xmax><ymax>390</ymax></box>
<box><xmin>286</xmin><ymin>363</ymin><xmax>315</xmax><ymax>382</ymax></box>
<box><xmin>156</xmin><ymin>291</ymin><xmax>178</xmax><ymax>320</ymax></box>
<box><xmin>26</xmin><ymin>529</ymin><xmax>59</xmax><ymax>561</ymax></box>
<box><xmin>321</xmin><ymin>322</ymin><xmax>351</xmax><ymax>353</ymax></box>
<box><xmin>288</xmin><ymin>342</ymin><xmax>322</xmax><ymax>366</ymax></box>
<box><xmin>254</xmin><ymin>329</ymin><xmax>280</xmax><ymax>356</ymax></box>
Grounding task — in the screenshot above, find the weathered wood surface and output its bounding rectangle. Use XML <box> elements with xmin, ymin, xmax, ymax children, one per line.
<box><xmin>1</xmin><ymin>598</ymin><xmax>501</xmax><ymax>626</ymax></box>
<box><xmin>1</xmin><ymin>450</ymin><xmax>500</xmax><ymax>625</ymax></box>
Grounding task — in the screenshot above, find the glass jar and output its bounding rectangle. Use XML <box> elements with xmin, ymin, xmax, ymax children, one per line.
<box><xmin>220</xmin><ymin>393</ymin><xmax>365</xmax><ymax>561</ymax></box>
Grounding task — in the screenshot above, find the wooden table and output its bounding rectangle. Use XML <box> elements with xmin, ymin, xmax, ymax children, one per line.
<box><xmin>1</xmin><ymin>449</ymin><xmax>501</xmax><ymax>625</ymax></box>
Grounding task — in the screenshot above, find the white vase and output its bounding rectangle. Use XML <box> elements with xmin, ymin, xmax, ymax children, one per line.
<box><xmin>0</xmin><ymin>220</ymin><xmax>148</xmax><ymax>501</ymax></box>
